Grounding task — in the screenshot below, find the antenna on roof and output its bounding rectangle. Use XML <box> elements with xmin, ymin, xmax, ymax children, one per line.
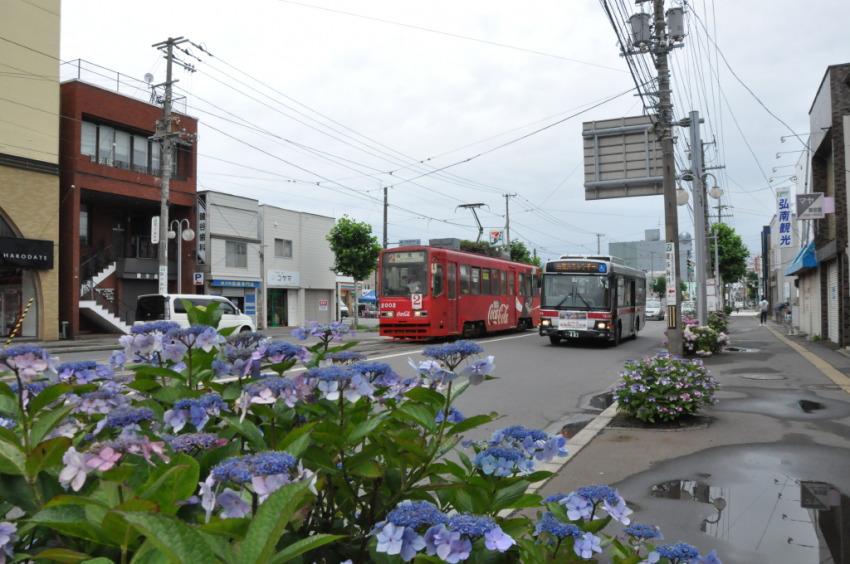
<box><xmin>144</xmin><ymin>73</ymin><xmax>154</xmax><ymax>84</ymax></box>
<box><xmin>456</xmin><ymin>203</ymin><xmax>489</xmax><ymax>244</ymax></box>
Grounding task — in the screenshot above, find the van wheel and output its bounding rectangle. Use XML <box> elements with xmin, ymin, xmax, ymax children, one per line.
<box><xmin>240</xmin><ymin>326</ymin><xmax>252</xmax><ymax>333</ymax></box>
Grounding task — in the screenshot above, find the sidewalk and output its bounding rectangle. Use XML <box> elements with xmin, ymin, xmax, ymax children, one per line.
<box><xmin>536</xmin><ymin>314</ymin><xmax>850</xmax><ymax>562</ymax></box>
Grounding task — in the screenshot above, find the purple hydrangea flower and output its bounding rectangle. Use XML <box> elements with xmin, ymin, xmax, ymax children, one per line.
<box><xmin>574</xmin><ymin>532</ymin><xmax>602</xmax><ymax>559</ymax></box>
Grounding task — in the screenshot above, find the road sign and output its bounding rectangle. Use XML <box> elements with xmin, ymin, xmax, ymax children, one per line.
<box><xmin>665</xmin><ymin>242</ymin><xmax>677</xmax><ymax>305</ymax></box>
<box><xmin>151</xmin><ymin>216</ymin><xmax>160</xmax><ymax>244</ymax></box>
<box><xmin>800</xmin><ymin>481</ymin><xmax>832</xmax><ymax>510</ymax></box>
<box><xmin>411</xmin><ymin>293</ymin><xmax>423</xmax><ymax>310</ymax></box>
<box><xmin>489</xmin><ymin>230</ymin><xmax>504</xmax><ymax>245</ymax></box>
<box><xmin>193</xmin><ymin>272</ymin><xmax>204</xmax><ymax>286</ymax></box>
<box><xmin>398</xmin><ymin>239</ymin><xmax>421</xmax><ymax>246</ymax></box>
<box><xmin>796</xmin><ymin>193</ymin><xmax>825</xmax><ymax>220</ymax></box>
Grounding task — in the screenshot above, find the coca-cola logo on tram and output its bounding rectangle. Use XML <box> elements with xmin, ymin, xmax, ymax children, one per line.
<box><xmin>487</xmin><ymin>303</ymin><xmax>509</xmax><ymax>325</ymax></box>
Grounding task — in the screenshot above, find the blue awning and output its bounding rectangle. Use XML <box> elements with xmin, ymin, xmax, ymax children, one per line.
<box><xmin>360</xmin><ymin>290</ymin><xmax>378</xmax><ymax>303</ymax></box>
<box><xmin>785</xmin><ymin>241</ymin><xmax>818</xmax><ymax>276</ymax></box>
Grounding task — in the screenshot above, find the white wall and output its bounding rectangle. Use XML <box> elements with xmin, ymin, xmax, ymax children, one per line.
<box><xmin>203</xmin><ymin>191</ymin><xmax>262</xmax><ymax>282</ymax></box>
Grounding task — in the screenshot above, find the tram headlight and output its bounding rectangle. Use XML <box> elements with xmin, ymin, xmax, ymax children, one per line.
<box><xmin>596</xmin><ymin>321</ymin><xmax>610</xmax><ymax>330</ymax></box>
<box><xmin>381</xmin><ymin>311</ymin><xmax>394</xmax><ymax>318</ymax></box>
<box><xmin>414</xmin><ymin>310</ymin><xmax>428</xmax><ymax>318</ymax></box>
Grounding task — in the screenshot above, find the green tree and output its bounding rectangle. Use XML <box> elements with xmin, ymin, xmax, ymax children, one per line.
<box><xmin>327</xmin><ymin>216</ymin><xmax>383</xmax><ymax>325</ymax></box>
<box><xmin>710</xmin><ymin>223</ymin><xmax>749</xmax><ymax>283</ymax></box>
<box><xmin>745</xmin><ymin>269</ymin><xmax>759</xmax><ymax>301</ymax></box>
<box><xmin>509</xmin><ymin>240</ymin><xmax>541</xmax><ymax>267</ymax></box>
<box><xmin>652</xmin><ymin>275</ymin><xmax>686</xmax><ymax>297</ymax></box>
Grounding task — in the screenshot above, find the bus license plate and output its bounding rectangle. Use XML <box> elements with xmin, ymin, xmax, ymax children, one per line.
<box><xmin>565</xmin><ymin>331</ymin><xmax>580</xmax><ymax>339</ymax></box>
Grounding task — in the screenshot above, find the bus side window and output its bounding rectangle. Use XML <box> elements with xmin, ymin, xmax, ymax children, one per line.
<box><xmin>432</xmin><ymin>264</ymin><xmax>444</xmax><ymax>297</ymax></box>
<box><xmin>617</xmin><ymin>277</ymin><xmax>625</xmax><ymax>307</ymax></box>
<box><xmin>493</xmin><ymin>269</ymin><xmax>501</xmax><ymax>295</ymax></box>
<box><xmin>460</xmin><ymin>265</ymin><xmax>470</xmax><ymax>294</ymax></box>
<box><xmin>638</xmin><ymin>279</ymin><xmax>646</xmax><ymax>305</ymax></box>
<box><xmin>471</xmin><ymin>267</ymin><xmax>481</xmax><ymax>295</ymax></box>
<box><xmin>518</xmin><ymin>273</ymin><xmax>526</xmax><ymax>297</ymax></box>
<box><xmin>482</xmin><ymin>268</ymin><xmax>491</xmax><ymax>295</ymax></box>
<box><xmin>508</xmin><ymin>272</ymin><xmax>515</xmax><ymax>295</ymax></box>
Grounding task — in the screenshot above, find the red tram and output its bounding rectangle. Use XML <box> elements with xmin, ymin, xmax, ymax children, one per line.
<box><xmin>378</xmin><ymin>245</ymin><xmax>540</xmax><ymax>340</ymax></box>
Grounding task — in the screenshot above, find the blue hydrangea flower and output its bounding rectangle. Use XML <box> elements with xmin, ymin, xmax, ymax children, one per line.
<box><xmin>541</xmin><ymin>493</ymin><xmax>568</xmax><ymax>504</ymax></box>
<box><xmin>435</xmin><ymin>407</ymin><xmax>465</xmax><ymax>423</ymax></box>
<box><xmin>10</xmin><ymin>380</ymin><xmax>52</xmax><ymax>395</ymax></box>
<box><xmin>422</xmin><ymin>341</ymin><xmax>483</xmax><ymax>369</ymax></box>
<box><xmin>651</xmin><ymin>542</ymin><xmax>701</xmax><ymax>563</ymax></box>
<box><xmin>131</xmin><ymin>321</ymin><xmax>181</xmax><ymax>335</ymax></box>
<box><xmin>351</xmin><ymin>361</ymin><xmax>398</xmax><ymax>386</ymax></box>
<box><xmin>212</xmin><ymin>452</ymin><xmax>297</xmax><ymax>483</ymax></box>
<box><xmin>106</xmin><ymin>406</ymin><xmax>154</xmax><ymax>429</ymax></box>
<box><xmin>325</xmin><ymin>351</ymin><xmax>367</xmax><ymax>364</ymax></box>
<box><xmin>386</xmin><ymin>500</ymin><xmax>448</xmax><ymax>529</ymax></box>
<box><xmin>623</xmin><ymin>523</ymin><xmax>663</xmax><ymax>541</ymax></box>
<box><xmin>501</xmin><ymin>425</ymin><xmax>548</xmax><ymax>442</ymax></box>
<box><xmin>577</xmin><ymin>484</ymin><xmax>621</xmax><ymax>505</ymax></box>
<box><xmin>306</xmin><ymin>365</ymin><xmax>355</xmax><ymax>382</ymax></box>
<box><xmin>162</xmin><ymin>433</ymin><xmax>223</xmax><ymax>453</ymax></box>
<box><xmin>446</xmin><ymin>514</ymin><xmax>496</xmax><ymax>538</ymax></box>
<box><xmin>574</xmin><ymin>532</ymin><xmax>602</xmax><ymax>559</ymax></box>
<box><xmin>534</xmin><ymin>512</ymin><xmax>581</xmax><ymax>538</ymax></box>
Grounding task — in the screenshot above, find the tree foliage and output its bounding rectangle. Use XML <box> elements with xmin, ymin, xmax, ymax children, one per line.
<box><xmin>509</xmin><ymin>240</ymin><xmax>541</xmax><ymax>267</ymax></box>
<box><xmin>326</xmin><ymin>216</ymin><xmax>383</xmax><ymax>281</ymax></box>
<box><xmin>710</xmin><ymin>223</ymin><xmax>749</xmax><ymax>282</ymax></box>
<box><xmin>653</xmin><ymin>275</ymin><xmax>687</xmax><ymax>296</ymax></box>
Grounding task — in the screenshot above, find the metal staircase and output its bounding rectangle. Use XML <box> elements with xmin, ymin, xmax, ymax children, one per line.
<box><xmin>79</xmin><ymin>261</ymin><xmax>132</xmax><ymax>334</ymax></box>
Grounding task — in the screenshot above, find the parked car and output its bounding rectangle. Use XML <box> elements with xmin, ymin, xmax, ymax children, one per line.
<box><xmin>358</xmin><ymin>303</ymin><xmax>378</xmax><ymax>318</ymax></box>
<box><xmin>645</xmin><ymin>300</ymin><xmax>665</xmax><ymax>320</ymax></box>
<box><xmin>340</xmin><ymin>300</ymin><xmax>349</xmax><ymax>318</ymax></box>
<box><xmin>135</xmin><ymin>294</ymin><xmax>256</xmax><ymax>332</ymax></box>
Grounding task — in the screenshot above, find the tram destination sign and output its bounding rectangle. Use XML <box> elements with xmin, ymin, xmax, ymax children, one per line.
<box><xmin>0</xmin><ymin>236</ymin><xmax>54</xmax><ymax>269</ymax></box>
<box><xmin>546</xmin><ymin>261</ymin><xmax>608</xmax><ymax>273</ymax></box>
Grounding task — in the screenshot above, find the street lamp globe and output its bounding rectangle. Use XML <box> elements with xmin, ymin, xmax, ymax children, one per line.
<box><xmin>167</xmin><ymin>230</ymin><xmax>176</xmax><ymax>239</ymax></box>
<box><xmin>709</xmin><ymin>186</ymin><xmax>723</xmax><ymax>199</ymax></box>
<box><xmin>676</xmin><ymin>187</ymin><xmax>689</xmax><ymax>206</ymax></box>
<box><xmin>182</xmin><ymin>228</ymin><xmax>195</xmax><ymax>242</ymax></box>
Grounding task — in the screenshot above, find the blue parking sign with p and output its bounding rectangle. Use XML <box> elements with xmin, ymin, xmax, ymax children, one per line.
<box><xmin>194</xmin><ymin>273</ymin><xmax>204</xmax><ymax>286</ymax></box>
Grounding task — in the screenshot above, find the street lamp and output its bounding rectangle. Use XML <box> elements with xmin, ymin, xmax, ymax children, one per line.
<box><xmin>168</xmin><ymin>219</ymin><xmax>195</xmax><ymax>294</ymax></box>
<box><xmin>676</xmin><ymin>186</ymin><xmax>689</xmax><ymax>206</ymax></box>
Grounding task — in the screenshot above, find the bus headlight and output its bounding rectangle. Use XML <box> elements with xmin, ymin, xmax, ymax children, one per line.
<box><xmin>541</xmin><ymin>319</ymin><xmax>551</xmax><ymax>326</ymax></box>
<box><xmin>381</xmin><ymin>311</ymin><xmax>394</xmax><ymax>318</ymax></box>
<box><xmin>596</xmin><ymin>321</ymin><xmax>610</xmax><ymax>330</ymax></box>
<box><xmin>414</xmin><ymin>311</ymin><xmax>428</xmax><ymax>318</ymax></box>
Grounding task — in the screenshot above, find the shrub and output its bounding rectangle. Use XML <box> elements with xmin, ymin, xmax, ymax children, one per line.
<box><xmin>664</xmin><ymin>316</ymin><xmax>730</xmax><ymax>356</ymax></box>
<box><xmin>707</xmin><ymin>311</ymin><xmax>728</xmax><ymax>334</ymax></box>
<box><xmin>0</xmin><ymin>301</ymin><xmax>724</xmax><ymax>564</ymax></box>
<box><xmin>611</xmin><ymin>351</ymin><xmax>721</xmax><ymax>422</ymax></box>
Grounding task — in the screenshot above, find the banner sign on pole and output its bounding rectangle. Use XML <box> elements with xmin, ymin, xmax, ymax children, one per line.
<box><xmin>158</xmin><ymin>265</ymin><xmax>168</xmax><ymax>294</ymax></box>
<box><xmin>776</xmin><ymin>187</ymin><xmax>792</xmax><ymax>247</ymax></box>
<box><xmin>665</xmin><ymin>242</ymin><xmax>678</xmax><ymax>305</ymax></box>
<box><xmin>151</xmin><ymin>216</ymin><xmax>160</xmax><ymax>245</ymax></box>
<box><xmin>796</xmin><ymin>193</ymin><xmax>824</xmax><ymax>220</ymax></box>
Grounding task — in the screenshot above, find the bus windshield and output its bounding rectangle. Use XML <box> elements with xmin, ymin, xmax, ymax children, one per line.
<box><xmin>381</xmin><ymin>251</ymin><xmax>429</xmax><ymax>297</ymax></box>
<box><xmin>542</xmin><ymin>274</ymin><xmax>610</xmax><ymax>310</ymax></box>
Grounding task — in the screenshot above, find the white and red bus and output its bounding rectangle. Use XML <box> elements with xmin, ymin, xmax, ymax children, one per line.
<box><xmin>379</xmin><ymin>246</ymin><xmax>540</xmax><ymax>341</ymax></box>
<box><xmin>538</xmin><ymin>255</ymin><xmax>646</xmax><ymax>346</ymax></box>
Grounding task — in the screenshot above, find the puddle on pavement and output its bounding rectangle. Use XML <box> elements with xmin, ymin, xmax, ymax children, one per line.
<box><xmin>739</xmin><ymin>374</ymin><xmax>787</xmax><ymax>380</ymax></box>
<box><xmin>724</xmin><ymin>347</ymin><xmax>762</xmax><ymax>353</ymax></box>
<box><xmin>610</xmin><ymin>444</ymin><xmax>850</xmax><ymax>563</ymax></box>
<box><xmin>590</xmin><ymin>392</ymin><xmax>614</xmax><ymax>410</ymax></box>
<box><xmin>797</xmin><ymin>400</ymin><xmax>826</xmax><ymax>413</ymax></box>
<box><xmin>560</xmin><ymin>419</ymin><xmax>591</xmax><ymax>439</ymax></box>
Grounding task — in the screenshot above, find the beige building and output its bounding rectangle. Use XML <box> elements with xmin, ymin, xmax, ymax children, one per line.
<box><xmin>0</xmin><ymin>0</ymin><xmax>62</xmax><ymax>341</ymax></box>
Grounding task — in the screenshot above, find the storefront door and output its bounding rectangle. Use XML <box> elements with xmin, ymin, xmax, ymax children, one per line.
<box><xmin>0</xmin><ymin>268</ymin><xmax>38</xmax><ymax>338</ymax></box>
<box><xmin>267</xmin><ymin>289</ymin><xmax>288</xmax><ymax>327</ymax></box>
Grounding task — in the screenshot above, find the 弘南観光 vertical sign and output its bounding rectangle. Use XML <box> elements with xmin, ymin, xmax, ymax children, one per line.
<box><xmin>776</xmin><ymin>187</ymin><xmax>793</xmax><ymax>247</ymax></box>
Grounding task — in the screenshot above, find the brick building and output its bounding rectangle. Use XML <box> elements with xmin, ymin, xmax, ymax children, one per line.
<box><xmin>0</xmin><ymin>0</ymin><xmax>61</xmax><ymax>342</ymax></box>
<box><xmin>58</xmin><ymin>79</ymin><xmax>198</xmax><ymax>338</ymax></box>
<box><xmin>785</xmin><ymin>63</ymin><xmax>850</xmax><ymax>344</ymax></box>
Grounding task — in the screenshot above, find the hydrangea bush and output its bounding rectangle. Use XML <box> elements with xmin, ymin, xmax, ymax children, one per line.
<box><xmin>612</xmin><ymin>351</ymin><xmax>721</xmax><ymax>422</ymax></box>
<box><xmin>663</xmin><ymin>316</ymin><xmax>729</xmax><ymax>357</ymax></box>
<box><xmin>0</xmin><ymin>301</ymin><xmax>722</xmax><ymax>563</ymax></box>
<box><xmin>706</xmin><ymin>312</ymin><xmax>728</xmax><ymax>334</ymax></box>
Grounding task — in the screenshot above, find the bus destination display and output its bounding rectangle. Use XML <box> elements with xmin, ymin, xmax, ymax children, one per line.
<box><xmin>545</xmin><ymin>261</ymin><xmax>607</xmax><ymax>273</ymax></box>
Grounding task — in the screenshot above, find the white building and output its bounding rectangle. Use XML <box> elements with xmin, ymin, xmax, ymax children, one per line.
<box><xmin>196</xmin><ymin>191</ymin><xmax>263</xmax><ymax>326</ymax></box>
<box><xmin>259</xmin><ymin>205</ymin><xmax>336</xmax><ymax>328</ymax></box>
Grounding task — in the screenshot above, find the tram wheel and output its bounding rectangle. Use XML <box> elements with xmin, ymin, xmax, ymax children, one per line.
<box><xmin>517</xmin><ymin>319</ymin><xmax>527</xmax><ymax>332</ymax></box>
<box><xmin>462</xmin><ymin>323</ymin><xmax>476</xmax><ymax>338</ymax></box>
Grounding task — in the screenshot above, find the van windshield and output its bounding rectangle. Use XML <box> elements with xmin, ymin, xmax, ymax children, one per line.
<box><xmin>136</xmin><ymin>296</ymin><xmax>168</xmax><ymax>321</ymax></box>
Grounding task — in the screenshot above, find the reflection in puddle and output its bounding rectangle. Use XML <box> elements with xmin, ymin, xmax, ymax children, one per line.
<box><xmin>650</xmin><ymin>478</ymin><xmax>848</xmax><ymax>563</ymax></box>
<box><xmin>797</xmin><ymin>400</ymin><xmax>826</xmax><ymax>413</ymax></box>
<box><xmin>724</xmin><ymin>347</ymin><xmax>761</xmax><ymax>353</ymax></box>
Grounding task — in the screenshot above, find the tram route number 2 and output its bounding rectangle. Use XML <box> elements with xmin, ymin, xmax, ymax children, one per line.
<box><xmin>411</xmin><ymin>293</ymin><xmax>423</xmax><ymax>310</ymax></box>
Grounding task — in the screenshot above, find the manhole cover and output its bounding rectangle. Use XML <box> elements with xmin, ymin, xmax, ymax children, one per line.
<box><xmin>740</xmin><ymin>374</ymin><xmax>787</xmax><ymax>380</ymax></box>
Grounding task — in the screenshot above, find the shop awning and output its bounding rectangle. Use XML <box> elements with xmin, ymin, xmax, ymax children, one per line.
<box><xmin>360</xmin><ymin>290</ymin><xmax>378</xmax><ymax>302</ymax></box>
<box><xmin>785</xmin><ymin>241</ymin><xmax>818</xmax><ymax>276</ymax></box>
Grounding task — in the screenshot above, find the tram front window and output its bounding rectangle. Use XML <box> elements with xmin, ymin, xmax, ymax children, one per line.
<box><xmin>542</xmin><ymin>275</ymin><xmax>609</xmax><ymax>309</ymax></box>
<box><xmin>381</xmin><ymin>251</ymin><xmax>429</xmax><ymax>297</ymax></box>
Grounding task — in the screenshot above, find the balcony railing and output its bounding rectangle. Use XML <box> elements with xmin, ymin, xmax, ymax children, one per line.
<box><xmin>84</xmin><ymin>154</ymin><xmax>186</xmax><ymax>182</ymax></box>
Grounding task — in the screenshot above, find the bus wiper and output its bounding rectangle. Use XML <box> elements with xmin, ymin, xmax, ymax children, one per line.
<box><xmin>574</xmin><ymin>290</ymin><xmax>592</xmax><ymax>309</ymax></box>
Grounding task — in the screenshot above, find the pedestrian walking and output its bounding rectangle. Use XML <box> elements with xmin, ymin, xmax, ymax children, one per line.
<box><xmin>759</xmin><ymin>296</ymin><xmax>769</xmax><ymax>326</ymax></box>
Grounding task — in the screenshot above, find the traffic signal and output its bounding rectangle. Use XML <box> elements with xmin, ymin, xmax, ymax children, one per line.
<box><xmin>687</xmin><ymin>259</ymin><xmax>694</xmax><ymax>271</ymax></box>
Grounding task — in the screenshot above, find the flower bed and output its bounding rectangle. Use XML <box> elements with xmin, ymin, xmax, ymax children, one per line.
<box><xmin>663</xmin><ymin>315</ymin><xmax>730</xmax><ymax>356</ymax></box>
<box><xmin>0</xmin><ymin>301</ymin><xmax>724</xmax><ymax>564</ymax></box>
<box><xmin>612</xmin><ymin>351</ymin><xmax>721</xmax><ymax>422</ymax></box>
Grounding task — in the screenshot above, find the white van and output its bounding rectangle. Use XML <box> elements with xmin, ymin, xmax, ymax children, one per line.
<box><xmin>134</xmin><ymin>294</ymin><xmax>256</xmax><ymax>332</ymax></box>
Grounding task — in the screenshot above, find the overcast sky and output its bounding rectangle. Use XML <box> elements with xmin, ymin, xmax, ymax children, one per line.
<box><xmin>59</xmin><ymin>0</ymin><xmax>850</xmax><ymax>260</ymax></box>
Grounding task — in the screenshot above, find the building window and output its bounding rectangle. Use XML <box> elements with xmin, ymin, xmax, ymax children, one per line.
<box><xmin>81</xmin><ymin>122</ymin><xmax>97</xmax><ymax>157</ymax></box>
<box><xmin>114</xmin><ymin>130</ymin><xmax>131</xmax><ymax>165</ymax></box>
<box><xmin>226</xmin><ymin>241</ymin><xmax>248</xmax><ymax>268</ymax></box>
<box><xmin>133</xmin><ymin>135</ymin><xmax>148</xmax><ymax>171</ymax></box>
<box><xmin>275</xmin><ymin>238</ymin><xmax>293</xmax><ymax>258</ymax></box>
<box><xmin>98</xmin><ymin>125</ymin><xmax>115</xmax><ymax>163</ymax></box>
<box><xmin>151</xmin><ymin>142</ymin><xmax>161</xmax><ymax>171</ymax></box>
<box><xmin>80</xmin><ymin>204</ymin><xmax>91</xmax><ymax>247</ymax></box>
<box><xmin>79</xmin><ymin>121</ymin><xmax>177</xmax><ymax>177</ymax></box>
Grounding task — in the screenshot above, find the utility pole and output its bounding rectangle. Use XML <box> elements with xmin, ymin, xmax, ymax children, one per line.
<box><xmin>596</xmin><ymin>234</ymin><xmax>606</xmax><ymax>254</ymax></box>
<box><xmin>652</xmin><ymin>0</ymin><xmax>684</xmax><ymax>356</ymax></box>
<box><xmin>382</xmin><ymin>186</ymin><xmax>388</xmax><ymax>249</ymax></box>
<box><xmin>151</xmin><ymin>37</ymin><xmax>195</xmax><ymax>295</ymax></box>
<box><xmin>689</xmin><ymin>110</ymin><xmax>708</xmax><ymax>325</ymax></box>
<box><xmin>503</xmin><ymin>194</ymin><xmax>516</xmax><ymax>251</ymax></box>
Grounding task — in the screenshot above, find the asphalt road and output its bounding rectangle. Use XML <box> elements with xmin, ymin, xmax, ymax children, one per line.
<box><xmin>54</xmin><ymin>320</ymin><xmax>668</xmax><ymax>439</ymax></box>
